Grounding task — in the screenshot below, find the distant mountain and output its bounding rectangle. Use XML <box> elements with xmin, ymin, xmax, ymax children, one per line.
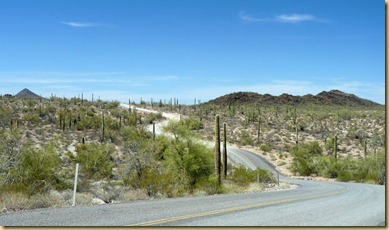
<box><xmin>14</xmin><ymin>88</ymin><xmax>41</xmax><ymax>99</ymax></box>
<box><xmin>205</xmin><ymin>90</ymin><xmax>382</xmax><ymax>107</ymax></box>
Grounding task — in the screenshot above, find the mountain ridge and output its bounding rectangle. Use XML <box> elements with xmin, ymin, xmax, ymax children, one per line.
<box><xmin>205</xmin><ymin>90</ymin><xmax>382</xmax><ymax>107</ymax></box>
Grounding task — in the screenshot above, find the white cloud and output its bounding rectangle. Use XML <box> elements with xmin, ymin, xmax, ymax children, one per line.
<box><xmin>239</xmin><ymin>11</ymin><xmax>328</xmax><ymax>24</ymax></box>
<box><xmin>60</xmin><ymin>21</ymin><xmax>112</xmax><ymax>28</ymax></box>
<box><xmin>238</xmin><ymin>11</ymin><xmax>269</xmax><ymax>22</ymax></box>
<box><xmin>275</xmin><ymin>14</ymin><xmax>315</xmax><ymax>23</ymax></box>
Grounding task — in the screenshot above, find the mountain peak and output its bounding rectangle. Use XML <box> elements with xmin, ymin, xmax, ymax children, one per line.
<box><xmin>15</xmin><ymin>88</ymin><xmax>41</xmax><ymax>99</ymax></box>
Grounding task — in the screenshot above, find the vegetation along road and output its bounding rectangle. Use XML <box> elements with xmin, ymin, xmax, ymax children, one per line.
<box><xmin>0</xmin><ymin>105</ymin><xmax>385</xmax><ymax>226</ymax></box>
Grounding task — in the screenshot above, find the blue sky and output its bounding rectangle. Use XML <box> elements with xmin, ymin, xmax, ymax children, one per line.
<box><xmin>0</xmin><ymin>0</ymin><xmax>385</xmax><ymax>104</ymax></box>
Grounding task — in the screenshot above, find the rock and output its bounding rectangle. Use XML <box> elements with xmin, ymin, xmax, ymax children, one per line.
<box><xmin>92</xmin><ymin>198</ymin><xmax>106</xmax><ymax>205</ymax></box>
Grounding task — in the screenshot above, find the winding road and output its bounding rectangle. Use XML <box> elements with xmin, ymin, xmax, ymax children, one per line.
<box><xmin>0</xmin><ymin>105</ymin><xmax>385</xmax><ymax>226</ymax></box>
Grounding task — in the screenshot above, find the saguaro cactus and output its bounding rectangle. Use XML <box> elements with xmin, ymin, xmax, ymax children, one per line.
<box><xmin>69</xmin><ymin>112</ymin><xmax>72</xmax><ymax>129</ymax></box>
<box><xmin>364</xmin><ymin>139</ymin><xmax>367</xmax><ymax>157</ymax></box>
<box><xmin>223</xmin><ymin>123</ymin><xmax>227</xmax><ymax>179</ymax></box>
<box><xmin>257</xmin><ymin>116</ymin><xmax>261</xmax><ymax>143</ymax></box>
<box><xmin>153</xmin><ymin>122</ymin><xmax>156</xmax><ymax>140</ymax></box>
<box><xmin>59</xmin><ymin>112</ymin><xmax>62</xmax><ymax>128</ymax></box>
<box><xmin>215</xmin><ymin>115</ymin><xmax>221</xmax><ymax>184</ymax></box>
<box><xmin>101</xmin><ymin>114</ymin><xmax>105</xmax><ymax>143</ymax></box>
<box><xmin>334</xmin><ymin>134</ymin><xmax>338</xmax><ymax>161</ymax></box>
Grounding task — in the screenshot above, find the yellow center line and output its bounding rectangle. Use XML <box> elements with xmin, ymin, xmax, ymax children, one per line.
<box><xmin>232</xmin><ymin>150</ymin><xmax>257</xmax><ymax>169</ymax></box>
<box><xmin>127</xmin><ymin>189</ymin><xmax>347</xmax><ymax>226</ymax></box>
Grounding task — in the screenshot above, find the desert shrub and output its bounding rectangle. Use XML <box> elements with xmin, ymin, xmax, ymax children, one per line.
<box><xmin>229</xmin><ymin>165</ymin><xmax>253</xmax><ymax>186</ymax></box>
<box><xmin>229</xmin><ymin>165</ymin><xmax>275</xmax><ymax>186</ymax></box>
<box><xmin>0</xmin><ymin>192</ymin><xmax>31</xmax><ymax>212</ymax></box>
<box><xmin>162</xmin><ymin>120</ymin><xmax>213</xmax><ymax>192</ymax></box>
<box><xmin>338</xmin><ymin>109</ymin><xmax>353</xmax><ymax>120</ymax></box>
<box><xmin>23</xmin><ymin>112</ymin><xmax>40</xmax><ymax>124</ymax></box>
<box><xmin>0</xmin><ymin>105</ymin><xmax>12</xmax><ymax>128</ymax></box>
<box><xmin>354</xmin><ymin>150</ymin><xmax>385</xmax><ymax>184</ymax></box>
<box><xmin>253</xmin><ymin>168</ymin><xmax>276</xmax><ymax>183</ymax></box>
<box><xmin>183</xmin><ymin>116</ymin><xmax>203</xmax><ymax>130</ymax></box>
<box><xmin>75</xmin><ymin>143</ymin><xmax>115</xmax><ymax>180</ymax></box>
<box><xmin>28</xmin><ymin>192</ymin><xmax>64</xmax><ymax>209</ymax></box>
<box><xmin>316</xmin><ymin>156</ymin><xmax>338</xmax><ymax>178</ymax></box>
<box><xmin>260</xmin><ymin>143</ymin><xmax>272</xmax><ymax>152</ymax></box>
<box><xmin>240</xmin><ymin>130</ymin><xmax>254</xmax><ymax>146</ymax></box>
<box><xmin>195</xmin><ymin>175</ymin><xmax>225</xmax><ymax>195</ymax></box>
<box><xmin>290</xmin><ymin>141</ymin><xmax>322</xmax><ymax>176</ymax></box>
<box><xmin>1</xmin><ymin>141</ymin><xmax>61</xmax><ymax>195</ymax></box>
<box><xmin>335</xmin><ymin>156</ymin><xmax>357</xmax><ymax>182</ymax></box>
<box><xmin>324</xmin><ymin>136</ymin><xmax>338</xmax><ymax>153</ymax></box>
<box><xmin>163</xmin><ymin>139</ymin><xmax>213</xmax><ymax>191</ymax></box>
<box><xmin>143</xmin><ymin>112</ymin><xmax>162</xmax><ymax>125</ymax></box>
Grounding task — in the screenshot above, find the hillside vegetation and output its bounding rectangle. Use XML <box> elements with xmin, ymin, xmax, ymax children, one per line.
<box><xmin>145</xmin><ymin>91</ymin><xmax>385</xmax><ymax>184</ymax></box>
<box><xmin>0</xmin><ymin>89</ymin><xmax>385</xmax><ymax>213</ymax></box>
<box><xmin>0</xmin><ymin>93</ymin><xmax>276</xmax><ymax>213</ymax></box>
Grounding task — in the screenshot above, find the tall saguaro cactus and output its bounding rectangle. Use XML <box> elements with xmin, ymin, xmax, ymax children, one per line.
<box><xmin>223</xmin><ymin>123</ymin><xmax>227</xmax><ymax>179</ymax></box>
<box><xmin>215</xmin><ymin>115</ymin><xmax>221</xmax><ymax>184</ymax></box>
<box><xmin>101</xmin><ymin>114</ymin><xmax>105</xmax><ymax>143</ymax></box>
<box><xmin>334</xmin><ymin>134</ymin><xmax>338</xmax><ymax>161</ymax></box>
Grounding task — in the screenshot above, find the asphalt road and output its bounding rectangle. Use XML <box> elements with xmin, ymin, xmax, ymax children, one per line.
<box><xmin>0</xmin><ymin>106</ymin><xmax>385</xmax><ymax>226</ymax></box>
<box><xmin>0</xmin><ymin>164</ymin><xmax>384</xmax><ymax>226</ymax></box>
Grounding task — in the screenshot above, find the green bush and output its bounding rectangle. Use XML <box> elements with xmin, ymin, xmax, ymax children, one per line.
<box><xmin>240</xmin><ymin>130</ymin><xmax>254</xmax><ymax>146</ymax></box>
<box><xmin>260</xmin><ymin>143</ymin><xmax>272</xmax><ymax>152</ymax></box>
<box><xmin>229</xmin><ymin>165</ymin><xmax>275</xmax><ymax>186</ymax></box>
<box><xmin>183</xmin><ymin>117</ymin><xmax>203</xmax><ymax>130</ymax></box>
<box><xmin>75</xmin><ymin>143</ymin><xmax>115</xmax><ymax>180</ymax></box>
<box><xmin>1</xmin><ymin>142</ymin><xmax>61</xmax><ymax>195</ymax></box>
<box><xmin>162</xmin><ymin>119</ymin><xmax>213</xmax><ymax>192</ymax></box>
<box><xmin>290</xmin><ymin>141</ymin><xmax>322</xmax><ymax>176</ymax></box>
<box><xmin>195</xmin><ymin>175</ymin><xmax>225</xmax><ymax>195</ymax></box>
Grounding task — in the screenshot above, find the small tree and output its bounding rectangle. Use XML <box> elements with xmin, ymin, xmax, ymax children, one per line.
<box><xmin>163</xmin><ymin>119</ymin><xmax>214</xmax><ymax>192</ymax></box>
<box><xmin>1</xmin><ymin>141</ymin><xmax>61</xmax><ymax>195</ymax></box>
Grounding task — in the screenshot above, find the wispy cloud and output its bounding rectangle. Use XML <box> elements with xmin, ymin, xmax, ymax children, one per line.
<box><xmin>60</xmin><ymin>21</ymin><xmax>112</xmax><ymax>28</ymax></box>
<box><xmin>238</xmin><ymin>11</ymin><xmax>270</xmax><ymax>22</ymax></box>
<box><xmin>0</xmin><ymin>71</ymin><xmax>181</xmax><ymax>89</ymax></box>
<box><xmin>239</xmin><ymin>11</ymin><xmax>328</xmax><ymax>24</ymax></box>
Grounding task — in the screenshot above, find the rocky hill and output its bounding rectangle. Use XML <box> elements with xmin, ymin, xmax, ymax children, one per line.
<box><xmin>205</xmin><ymin>90</ymin><xmax>382</xmax><ymax>107</ymax></box>
<box><xmin>14</xmin><ymin>88</ymin><xmax>41</xmax><ymax>99</ymax></box>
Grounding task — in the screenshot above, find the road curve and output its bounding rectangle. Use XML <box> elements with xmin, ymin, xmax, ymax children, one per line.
<box><xmin>0</xmin><ymin>106</ymin><xmax>385</xmax><ymax>226</ymax></box>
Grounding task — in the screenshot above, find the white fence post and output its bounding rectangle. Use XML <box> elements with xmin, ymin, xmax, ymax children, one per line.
<box><xmin>72</xmin><ymin>163</ymin><xmax>79</xmax><ymax>206</ymax></box>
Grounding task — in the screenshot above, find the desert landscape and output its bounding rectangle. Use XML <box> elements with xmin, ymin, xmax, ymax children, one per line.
<box><xmin>0</xmin><ymin>89</ymin><xmax>384</xmax><ymax>213</ymax></box>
